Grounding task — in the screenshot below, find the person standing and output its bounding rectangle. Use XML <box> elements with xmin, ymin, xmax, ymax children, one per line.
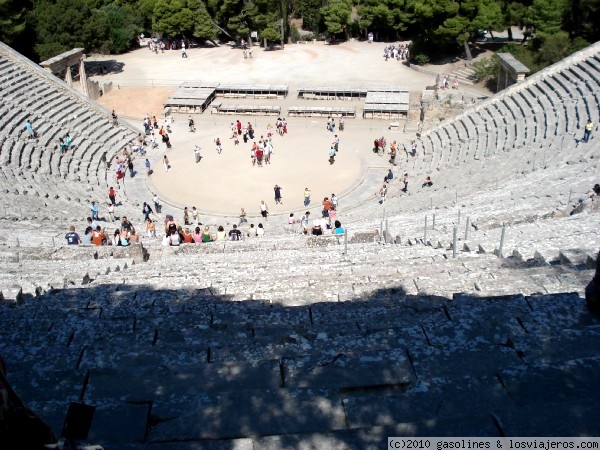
<box><xmin>215</xmin><ymin>138</ymin><xmax>222</xmax><ymax>154</ymax></box>
<box><xmin>163</xmin><ymin>155</ymin><xmax>170</xmax><ymax>172</ymax></box>
<box><xmin>328</xmin><ymin>144</ymin><xmax>336</xmax><ymax>165</ymax></box>
<box><xmin>379</xmin><ymin>184</ymin><xmax>387</xmax><ymax>204</ymax></box>
<box><xmin>108</xmin><ymin>186</ymin><xmax>116</xmax><ymax>206</ymax></box>
<box><xmin>583</xmin><ymin>119</ymin><xmax>593</xmax><ymax>143</ymax></box>
<box><xmin>260</xmin><ymin>201</ymin><xmax>269</xmax><ymax>221</ymax></box>
<box><xmin>145</xmin><ymin>158</ymin><xmax>151</xmax><ymax>175</ymax></box>
<box><xmin>128</xmin><ymin>158</ymin><xmax>135</xmax><ymax>177</ymax></box>
<box><xmin>194</xmin><ymin>145</ymin><xmax>201</xmax><ymax>163</ymax></box>
<box><xmin>304</xmin><ymin>188</ymin><xmax>311</xmax><ymax>207</ymax></box>
<box><xmin>334</xmin><ymin>134</ymin><xmax>340</xmax><ymax>152</ymax></box>
<box><xmin>331</xmin><ymin>193</ymin><xmax>338</xmax><ymax>210</ymax></box>
<box><xmin>402</xmin><ymin>172</ymin><xmax>409</xmax><ymax>192</ymax></box>
<box><xmin>339</xmin><ymin>116</ymin><xmax>344</xmax><ymax>132</ymax></box>
<box><xmin>181</xmin><ymin>44</ymin><xmax>187</xmax><ymax>58</ymax></box>
<box><xmin>90</xmin><ymin>201</ymin><xmax>100</xmax><ymax>221</ymax></box>
<box><xmin>153</xmin><ymin>193</ymin><xmax>161</xmax><ymax>213</ymax></box>
<box><xmin>274</xmin><ymin>185</ymin><xmax>283</xmax><ymax>204</ymax></box>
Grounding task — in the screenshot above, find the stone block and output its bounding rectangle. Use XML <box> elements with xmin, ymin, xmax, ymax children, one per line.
<box><xmin>1</xmin><ymin>285</ymin><xmax>22</xmax><ymax>305</ymax></box>
<box><xmin>349</xmin><ymin>231</ymin><xmax>378</xmax><ymax>244</ymax></box>
<box><xmin>88</xmin><ymin>401</ymin><xmax>149</xmax><ymax>444</ymax></box>
<box><xmin>148</xmin><ymin>388</ymin><xmax>347</xmax><ymax>441</ymax></box>
<box><xmin>285</xmin><ymin>354</ymin><xmax>415</xmax><ymax>389</ymax></box>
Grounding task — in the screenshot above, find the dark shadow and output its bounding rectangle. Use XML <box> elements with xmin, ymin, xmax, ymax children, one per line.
<box><xmin>0</xmin><ymin>257</ymin><xmax>598</xmax><ymax>448</ymax></box>
<box><xmin>84</xmin><ymin>60</ymin><xmax>126</xmax><ymax>76</ymax></box>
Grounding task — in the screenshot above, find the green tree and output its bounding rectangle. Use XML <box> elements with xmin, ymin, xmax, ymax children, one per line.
<box><xmin>529</xmin><ymin>0</ymin><xmax>567</xmax><ymax>37</ymax></box>
<box><xmin>189</xmin><ymin>2</ymin><xmax>219</xmax><ymax>43</ymax></box>
<box><xmin>261</xmin><ymin>26</ymin><xmax>281</xmax><ymax>47</ymax></box>
<box><xmin>320</xmin><ymin>0</ymin><xmax>352</xmax><ymax>36</ymax></box>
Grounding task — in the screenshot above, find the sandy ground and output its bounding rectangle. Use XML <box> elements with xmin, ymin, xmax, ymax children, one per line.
<box><xmin>89</xmin><ymin>40</ymin><xmax>476</xmax><ymax>216</ymax></box>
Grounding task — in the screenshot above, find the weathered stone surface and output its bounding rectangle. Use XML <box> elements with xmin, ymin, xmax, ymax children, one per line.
<box><xmin>148</xmin><ymin>388</ymin><xmax>347</xmax><ymax>442</ymax></box>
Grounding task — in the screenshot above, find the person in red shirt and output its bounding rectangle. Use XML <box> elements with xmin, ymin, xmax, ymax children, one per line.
<box><xmin>108</xmin><ymin>187</ymin><xmax>116</xmax><ymax>205</ymax></box>
<box><xmin>322</xmin><ymin>197</ymin><xmax>332</xmax><ymax>217</ymax></box>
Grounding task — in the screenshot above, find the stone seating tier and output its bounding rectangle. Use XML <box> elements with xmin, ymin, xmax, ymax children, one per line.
<box><xmin>1</xmin><ymin>281</ymin><xmax>598</xmax><ymax>446</ymax></box>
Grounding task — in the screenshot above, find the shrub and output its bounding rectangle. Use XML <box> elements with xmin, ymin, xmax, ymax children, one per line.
<box><xmin>413</xmin><ymin>53</ymin><xmax>430</xmax><ymax>65</ymax></box>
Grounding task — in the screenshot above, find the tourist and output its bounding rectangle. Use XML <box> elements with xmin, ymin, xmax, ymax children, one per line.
<box><xmin>107</xmin><ymin>203</ymin><xmax>115</xmax><ymax>222</ymax></box>
<box><xmin>311</xmin><ymin>217</ymin><xmax>323</xmax><ymax>236</ymax></box>
<box><xmin>153</xmin><ymin>193</ymin><xmax>161</xmax><ymax>213</ymax></box>
<box><xmin>239</xmin><ymin>208</ymin><xmax>248</xmax><ymax>225</ymax></box>
<box><xmin>182</xmin><ymin>228</ymin><xmax>194</xmax><ymax>243</ymax></box>
<box><xmin>192</xmin><ymin>207</ymin><xmax>201</xmax><ymax>225</ymax></box>
<box><xmin>274</xmin><ymin>184</ymin><xmax>283</xmax><ymax>204</ymax></box>
<box><xmin>339</xmin><ymin>116</ymin><xmax>344</xmax><ymax>132</ymax></box>
<box><xmin>288</xmin><ymin>213</ymin><xmax>298</xmax><ymax>224</ymax></box>
<box><xmin>142</xmin><ymin>202</ymin><xmax>153</xmax><ymax>222</ymax></box>
<box><xmin>90</xmin><ymin>201</ymin><xmax>100</xmax><ymax>221</ymax></box>
<box><xmin>247</xmin><ymin>223</ymin><xmax>257</xmax><ymax>238</ymax></box>
<box><xmin>402</xmin><ymin>172</ymin><xmax>409</xmax><ymax>192</ymax></box>
<box><xmin>328</xmin><ymin>144</ymin><xmax>336</xmax><ymax>165</ymax></box>
<box><xmin>163</xmin><ymin>155</ymin><xmax>169</xmax><ymax>172</ymax></box>
<box><xmin>92</xmin><ymin>226</ymin><xmax>105</xmax><ymax>246</ymax></box>
<box><xmin>386</xmin><ymin>169</ymin><xmax>394</xmax><ymax>183</ymax></box>
<box><xmin>229</xmin><ymin>224</ymin><xmax>242</xmax><ymax>240</ymax></box>
<box><xmin>183</xmin><ymin>207</ymin><xmax>190</xmax><ymax>225</ymax></box>
<box><xmin>304</xmin><ymin>188</ymin><xmax>311</xmax><ymax>207</ymax></box>
<box><xmin>583</xmin><ymin>119</ymin><xmax>593</xmax><ymax>143</ymax></box>
<box><xmin>145</xmin><ymin>159</ymin><xmax>151</xmax><ymax>175</ymax></box>
<box><xmin>379</xmin><ymin>184</ymin><xmax>387</xmax><ymax>204</ymax></box>
<box><xmin>108</xmin><ymin>186</ymin><xmax>116</xmax><ymax>205</ymax></box>
<box><xmin>331</xmin><ymin>193</ymin><xmax>338</xmax><ymax>210</ymax></box>
<box><xmin>301</xmin><ymin>211</ymin><xmax>311</xmax><ymax>234</ymax></box>
<box><xmin>25</xmin><ymin>119</ymin><xmax>36</xmax><ymax>138</ymax></box>
<box><xmin>322</xmin><ymin>197</ymin><xmax>332</xmax><ymax>217</ymax></box>
<box><xmin>422</xmin><ymin>175</ymin><xmax>433</xmax><ymax>188</ymax></box>
<box><xmin>333</xmin><ymin>220</ymin><xmax>344</xmax><ymax>235</ymax></box>
<box><xmin>147</xmin><ymin>219</ymin><xmax>156</xmax><ymax>238</ymax></box>
<box><xmin>193</xmin><ymin>227</ymin><xmax>202</xmax><ymax>243</ymax></box>
<box><xmin>194</xmin><ymin>145</ymin><xmax>201</xmax><ymax>163</ymax></box>
<box><xmin>168</xmin><ymin>229</ymin><xmax>181</xmax><ymax>246</ymax></box>
<box><xmin>82</xmin><ymin>226</ymin><xmax>93</xmax><ymax>245</ymax></box>
<box><xmin>260</xmin><ymin>200</ymin><xmax>269</xmax><ymax>220</ymax></box>
<box><xmin>256</xmin><ymin>223</ymin><xmax>265</xmax><ymax>237</ymax></box>
<box><xmin>127</xmin><ymin>158</ymin><xmax>134</xmax><ymax>177</ymax></box>
<box><xmin>201</xmin><ymin>225</ymin><xmax>213</xmax><ymax>242</ymax></box>
<box><xmin>215</xmin><ymin>137</ymin><xmax>222</xmax><ymax>154</ymax></box>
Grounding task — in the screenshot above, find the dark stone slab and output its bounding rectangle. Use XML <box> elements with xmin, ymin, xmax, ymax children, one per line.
<box><xmin>87</xmin><ymin>361</ymin><xmax>280</xmax><ymax>403</ymax></box>
<box><xmin>409</xmin><ymin>344</ymin><xmax>522</xmax><ymax>379</ymax></box>
<box><xmin>496</xmin><ymin>398</ymin><xmax>600</xmax><ymax>436</ymax></box>
<box><xmin>88</xmin><ymin>401</ymin><xmax>149</xmax><ymax>444</ymax></box>
<box><xmin>497</xmin><ymin>357</ymin><xmax>600</xmax><ymax>407</ymax></box>
<box><xmin>285</xmin><ymin>353</ymin><xmax>414</xmax><ymax>389</ymax></box>
<box><xmin>514</xmin><ymin>326</ymin><xmax>600</xmax><ymax>364</ymax></box>
<box><xmin>148</xmin><ymin>388</ymin><xmax>346</xmax><ymax>441</ymax></box>
<box><xmin>342</xmin><ymin>383</ymin><xmax>443</xmax><ymax>428</ymax></box>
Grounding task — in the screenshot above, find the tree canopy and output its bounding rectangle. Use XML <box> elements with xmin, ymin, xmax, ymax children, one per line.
<box><xmin>0</xmin><ymin>0</ymin><xmax>596</xmax><ymax>65</ymax></box>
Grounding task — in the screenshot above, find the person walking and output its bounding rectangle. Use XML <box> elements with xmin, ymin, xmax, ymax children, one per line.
<box><xmin>145</xmin><ymin>158</ymin><xmax>151</xmax><ymax>175</ymax></box>
<box><xmin>194</xmin><ymin>145</ymin><xmax>201</xmax><ymax>163</ymax></box>
<box><xmin>25</xmin><ymin>119</ymin><xmax>36</xmax><ymax>138</ymax></box>
<box><xmin>402</xmin><ymin>172</ymin><xmax>409</xmax><ymax>192</ymax></box>
<box><xmin>163</xmin><ymin>155</ymin><xmax>170</xmax><ymax>172</ymax></box>
<box><xmin>274</xmin><ymin>185</ymin><xmax>283</xmax><ymax>204</ymax></box>
<box><xmin>328</xmin><ymin>144</ymin><xmax>336</xmax><ymax>165</ymax></box>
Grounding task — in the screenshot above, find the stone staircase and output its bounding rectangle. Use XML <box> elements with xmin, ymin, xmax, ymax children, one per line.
<box><xmin>1</xmin><ymin>277</ymin><xmax>598</xmax><ymax>447</ymax></box>
<box><xmin>450</xmin><ymin>65</ymin><xmax>477</xmax><ymax>85</ymax></box>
